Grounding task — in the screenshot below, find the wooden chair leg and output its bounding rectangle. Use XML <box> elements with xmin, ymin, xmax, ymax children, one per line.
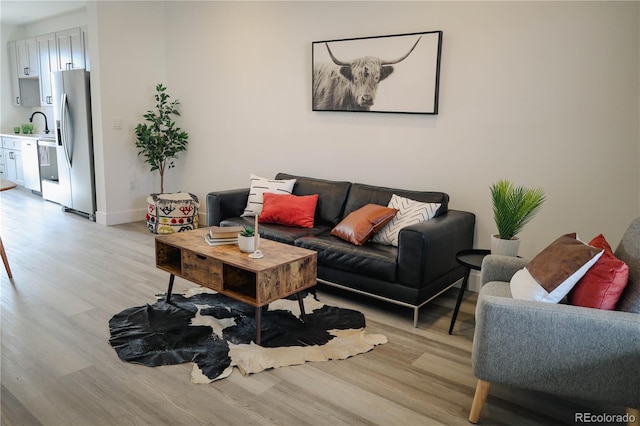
<box><xmin>469</xmin><ymin>379</ymin><xmax>491</xmax><ymax>424</ymax></box>
<box><xmin>627</xmin><ymin>407</ymin><xmax>639</xmax><ymax>426</ymax></box>
<box><xmin>0</xmin><ymin>237</ymin><xmax>12</xmax><ymax>279</ymax></box>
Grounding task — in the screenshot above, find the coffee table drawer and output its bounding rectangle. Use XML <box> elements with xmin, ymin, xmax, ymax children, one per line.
<box><xmin>182</xmin><ymin>251</ymin><xmax>223</xmax><ymax>290</ymax></box>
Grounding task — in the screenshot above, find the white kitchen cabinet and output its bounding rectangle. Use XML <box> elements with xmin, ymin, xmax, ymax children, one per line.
<box><xmin>15</xmin><ymin>37</ymin><xmax>39</xmax><ymax>78</ymax></box>
<box><xmin>21</xmin><ymin>139</ymin><xmax>41</xmax><ymax>192</ymax></box>
<box><xmin>37</xmin><ymin>33</ymin><xmax>58</xmax><ymax>106</ymax></box>
<box><xmin>81</xmin><ymin>26</ymin><xmax>89</xmax><ymax>71</ymax></box>
<box><xmin>0</xmin><ymin>149</ymin><xmax>5</xmax><ymax>181</ymax></box>
<box><xmin>57</xmin><ymin>27</ymin><xmax>85</xmax><ymax>70</ymax></box>
<box><xmin>2</xmin><ymin>137</ymin><xmax>24</xmax><ymax>186</ymax></box>
<box><xmin>7</xmin><ymin>41</ymin><xmax>21</xmax><ymax>106</ymax></box>
<box><xmin>7</xmin><ymin>40</ymin><xmax>39</xmax><ymax>107</ymax></box>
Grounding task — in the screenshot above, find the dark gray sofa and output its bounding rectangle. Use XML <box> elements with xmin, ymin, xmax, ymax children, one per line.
<box><xmin>206</xmin><ymin>173</ymin><xmax>476</xmax><ymax>326</ymax></box>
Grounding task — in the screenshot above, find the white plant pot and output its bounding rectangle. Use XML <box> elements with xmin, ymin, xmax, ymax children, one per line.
<box><xmin>491</xmin><ymin>234</ymin><xmax>520</xmax><ymax>257</ymax></box>
<box><xmin>238</xmin><ymin>234</ymin><xmax>260</xmax><ymax>253</ymax></box>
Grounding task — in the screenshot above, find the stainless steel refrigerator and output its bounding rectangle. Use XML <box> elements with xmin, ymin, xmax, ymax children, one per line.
<box><xmin>41</xmin><ymin>69</ymin><xmax>96</xmax><ymax>221</ymax></box>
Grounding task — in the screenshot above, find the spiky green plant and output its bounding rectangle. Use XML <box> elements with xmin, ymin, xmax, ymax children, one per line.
<box><xmin>491</xmin><ymin>179</ymin><xmax>545</xmax><ymax>240</ymax></box>
<box><xmin>135</xmin><ymin>83</ymin><xmax>189</xmax><ymax>194</ymax></box>
<box><xmin>240</xmin><ymin>225</ymin><xmax>255</xmax><ymax>237</ymax></box>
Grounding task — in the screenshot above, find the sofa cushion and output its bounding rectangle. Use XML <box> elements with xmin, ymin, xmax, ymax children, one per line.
<box><xmin>241</xmin><ymin>173</ymin><xmax>296</xmax><ymax>217</ymax></box>
<box><xmin>295</xmin><ymin>234</ymin><xmax>398</xmax><ymax>283</ymax></box>
<box><xmin>276</xmin><ymin>173</ymin><xmax>351</xmax><ymax>226</ymax></box>
<box><xmin>371</xmin><ymin>194</ymin><xmax>441</xmax><ymax>247</ymax></box>
<box><xmin>330</xmin><ymin>204</ymin><xmax>398</xmax><ymax>246</ymax></box>
<box><xmin>510</xmin><ymin>233</ymin><xmax>604</xmax><ymax>303</ymax></box>
<box><xmin>342</xmin><ymin>183</ymin><xmax>448</xmax><ymax>219</ymax></box>
<box><xmin>259</xmin><ymin>193</ymin><xmax>319</xmax><ymax>228</ymax></box>
<box><xmin>568</xmin><ymin>234</ymin><xmax>629</xmax><ymax>310</ymax></box>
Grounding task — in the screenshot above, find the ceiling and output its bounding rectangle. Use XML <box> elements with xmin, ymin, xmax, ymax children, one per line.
<box><xmin>0</xmin><ymin>1</ymin><xmax>87</xmax><ymax>25</ymax></box>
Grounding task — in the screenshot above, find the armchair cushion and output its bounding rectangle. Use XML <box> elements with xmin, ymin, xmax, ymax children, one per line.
<box><xmin>510</xmin><ymin>233</ymin><xmax>603</xmax><ymax>303</ymax></box>
<box><xmin>568</xmin><ymin>234</ymin><xmax>629</xmax><ymax>310</ymax></box>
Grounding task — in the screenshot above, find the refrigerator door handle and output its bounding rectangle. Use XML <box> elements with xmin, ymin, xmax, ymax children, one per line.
<box><xmin>60</xmin><ymin>92</ymin><xmax>72</xmax><ymax>168</ymax></box>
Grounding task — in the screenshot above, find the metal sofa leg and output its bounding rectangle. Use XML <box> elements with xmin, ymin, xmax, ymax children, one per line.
<box><xmin>413</xmin><ymin>307</ymin><xmax>419</xmax><ymax>327</ymax></box>
<box><xmin>469</xmin><ymin>379</ymin><xmax>491</xmax><ymax>424</ymax></box>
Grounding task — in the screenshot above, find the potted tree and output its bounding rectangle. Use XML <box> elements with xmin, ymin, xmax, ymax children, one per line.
<box><xmin>136</xmin><ymin>84</ymin><xmax>197</xmax><ymax>234</ymax></box>
<box><xmin>135</xmin><ymin>83</ymin><xmax>189</xmax><ymax>194</ymax></box>
<box><xmin>490</xmin><ymin>179</ymin><xmax>545</xmax><ymax>256</ymax></box>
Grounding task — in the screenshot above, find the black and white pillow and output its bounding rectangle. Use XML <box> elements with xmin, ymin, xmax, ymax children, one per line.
<box><xmin>241</xmin><ymin>174</ymin><xmax>296</xmax><ymax>217</ymax></box>
<box><xmin>371</xmin><ymin>194</ymin><xmax>440</xmax><ymax>247</ymax></box>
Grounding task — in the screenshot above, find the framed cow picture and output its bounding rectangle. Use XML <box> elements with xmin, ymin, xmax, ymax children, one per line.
<box><xmin>312</xmin><ymin>31</ymin><xmax>442</xmax><ymax>114</ymax></box>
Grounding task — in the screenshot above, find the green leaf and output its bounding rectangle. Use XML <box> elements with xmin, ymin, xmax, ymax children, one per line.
<box><xmin>134</xmin><ymin>83</ymin><xmax>189</xmax><ymax>193</ymax></box>
<box><xmin>490</xmin><ymin>179</ymin><xmax>545</xmax><ymax>240</ymax></box>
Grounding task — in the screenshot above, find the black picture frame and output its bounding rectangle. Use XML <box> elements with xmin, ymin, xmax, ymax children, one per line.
<box><xmin>312</xmin><ymin>31</ymin><xmax>443</xmax><ymax>115</ymax></box>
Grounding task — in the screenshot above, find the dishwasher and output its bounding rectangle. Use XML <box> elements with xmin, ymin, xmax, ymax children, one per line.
<box><xmin>37</xmin><ymin>139</ymin><xmax>59</xmax><ymax>193</ymax></box>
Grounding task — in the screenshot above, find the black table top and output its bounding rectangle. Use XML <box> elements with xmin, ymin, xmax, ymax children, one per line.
<box><xmin>456</xmin><ymin>249</ymin><xmax>491</xmax><ymax>271</ymax></box>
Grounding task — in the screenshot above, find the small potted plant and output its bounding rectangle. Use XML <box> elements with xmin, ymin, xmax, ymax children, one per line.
<box><xmin>238</xmin><ymin>225</ymin><xmax>260</xmax><ymax>253</ymax></box>
<box><xmin>490</xmin><ymin>179</ymin><xmax>545</xmax><ymax>256</ymax></box>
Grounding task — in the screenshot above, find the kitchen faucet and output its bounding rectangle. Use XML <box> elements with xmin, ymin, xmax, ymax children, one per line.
<box><xmin>29</xmin><ymin>111</ymin><xmax>50</xmax><ymax>134</ymax></box>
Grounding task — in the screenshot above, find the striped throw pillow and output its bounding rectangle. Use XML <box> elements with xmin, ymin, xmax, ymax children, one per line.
<box><xmin>241</xmin><ymin>174</ymin><xmax>296</xmax><ymax>217</ymax></box>
<box><xmin>371</xmin><ymin>194</ymin><xmax>440</xmax><ymax>247</ymax></box>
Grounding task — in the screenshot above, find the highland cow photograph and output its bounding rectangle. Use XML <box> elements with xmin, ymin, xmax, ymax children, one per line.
<box><xmin>312</xmin><ymin>31</ymin><xmax>442</xmax><ymax>114</ymax></box>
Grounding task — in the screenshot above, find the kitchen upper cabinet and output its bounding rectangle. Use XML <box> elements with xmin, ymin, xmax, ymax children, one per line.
<box><xmin>57</xmin><ymin>28</ymin><xmax>85</xmax><ymax>71</ymax></box>
<box><xmin>15</xmin><ymin>37</ymin><xmax>39</xmax><ymax>78</ymax></box>
<box><xmin>37</xmin><ymin>33</ymin><xmax>58</xmax><ymax>106</ymax></box>
<box><xmin>7</xmin><ymin>41</ymin><xmax>21</xmax><ymax>106</ymax></box>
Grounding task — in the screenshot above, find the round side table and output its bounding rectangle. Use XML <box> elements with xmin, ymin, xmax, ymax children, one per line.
<box><xmin>448</xmin><ymin>249</ymin><xmax>491</xmax><ymax>335</ymax></box>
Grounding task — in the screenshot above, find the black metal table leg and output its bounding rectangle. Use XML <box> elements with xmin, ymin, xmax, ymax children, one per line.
<box><xmin>449</xmin><ymin>268</ymin><xmax>471</xmax><ymax>335</ymax></box>
<box><xmin>166</xmin><ymin>274</ymin><xmax>175</xmax><ymax>303</ymax></box>
<box><xmin>297</xmin><ymin>292</ymin><xmax>307</xmax><ymax>322</ymax></box>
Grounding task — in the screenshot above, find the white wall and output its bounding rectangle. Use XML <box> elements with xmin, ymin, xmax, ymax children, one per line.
<box><xmin>4</xmin><ymin>1</ymin><xmax>639</xmax><ymax>263</ymax></box>
<box><xmin>159</xmin><ymin>1</ymin><xmax>639</xmax><ymax>258</ymax></box>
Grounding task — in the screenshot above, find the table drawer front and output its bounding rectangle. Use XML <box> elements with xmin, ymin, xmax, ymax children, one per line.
<box><xmin>182</xmin><ymin>251</ymin><xmax>223</xmax><ymax>290</ymax></box>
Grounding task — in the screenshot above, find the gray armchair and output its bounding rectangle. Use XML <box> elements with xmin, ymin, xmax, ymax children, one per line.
<box><xmin>469</xmin><ymin>218</ymin><xmax>640</xmax><ymax>424</ymax></box>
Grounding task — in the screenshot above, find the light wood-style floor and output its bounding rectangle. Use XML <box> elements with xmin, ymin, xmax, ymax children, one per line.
<box><xmin>1</xmin><ymin>188</ymin><xmax>623</xmax><ymax>425</ymax></box>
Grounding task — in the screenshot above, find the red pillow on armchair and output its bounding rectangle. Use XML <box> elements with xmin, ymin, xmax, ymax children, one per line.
<box><xmin>259</xmin><ymin>193</ymin><xmax>319</xmax><ymax>228</ymax></box>
<box><xmin>568</xmin><ymin>234</ymin><xmax>629</xmax><ymax>310</ymax></box>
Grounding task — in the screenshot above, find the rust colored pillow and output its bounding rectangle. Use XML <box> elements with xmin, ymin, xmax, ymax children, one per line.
<box><xmin>568</xmin><ymin>234</ymin><xmax>629</xmax><ymax>310</ymax></box>
<box><xmin>330</xmin><ymin>204</ymin><xmax>398</xmax><ymax>246</ymax></box>
<box><xmin>259</xmin><ymin>193</ymin><xmax>319</xmax><ymax>228</ymax></box>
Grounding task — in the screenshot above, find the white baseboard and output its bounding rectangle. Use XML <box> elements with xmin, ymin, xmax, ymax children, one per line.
<box><xmin>467</xmin><ymin>270</ymin><xmax>482</xmax><ymax>293</ymax></box>
<box><xmin>95</xmin><ymin>208</ymin><xmax>147</xmax><ymax>225</ymax></box>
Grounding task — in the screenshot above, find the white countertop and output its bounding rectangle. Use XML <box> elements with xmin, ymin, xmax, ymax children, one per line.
<box><xmin>1</xmin><ymin>132</ymin><xmax>55</xmax><ymax>140</ymax></box>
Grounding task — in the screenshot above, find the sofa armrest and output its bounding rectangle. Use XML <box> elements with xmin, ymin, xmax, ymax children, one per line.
<box><xmin>472</xmin><ymin>282</ymin><xmax>640</xmax><ymax>408</ymax></box>
<box><xmin>396</xmin><ymin>210</ymin><xmax>476</xmax><ymax>287</ymax></box>
<box><xmin>206</xmin><ymin>188</ymin><xmax>249</xmax><ymax>226</ymax></box>
<box><xmin>480</xmin><ymin>255</ymin><xmax>528</xmax><ymax>285</ymax></box>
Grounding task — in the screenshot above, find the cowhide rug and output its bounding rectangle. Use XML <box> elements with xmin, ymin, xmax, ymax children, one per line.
<box><xmin>108</xmin><ymin>288</ymin><xmax>387</xmax><ymax>383</ymax></box>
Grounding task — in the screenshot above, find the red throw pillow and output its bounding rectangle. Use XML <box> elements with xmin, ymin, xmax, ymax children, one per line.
<box><xmin>259</xmin><ymin>193</ymin><xmax>319</xmax><ymax>228</ymax></box>
<box><xmin>330</xmin><ymin>204</ymin><xmax>398</xmax><ymax>246</ymax></box>
<box><xmin>568</xmin><ymin>234</ymin><xmax>629</xmax><ymax>310</ymax></box>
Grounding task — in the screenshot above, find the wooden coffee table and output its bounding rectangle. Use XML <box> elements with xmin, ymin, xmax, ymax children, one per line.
<box><xmin>155</xmin><ymin>227</ymin><xmax>317</xmax><ymax>345</ymax></box>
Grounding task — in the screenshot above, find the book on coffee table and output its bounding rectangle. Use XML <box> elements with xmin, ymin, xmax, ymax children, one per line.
<box><xmin>204</xmin><ymin>235</ymin><xmax>238</xmax><ymax>246</ymax></box>
<box><xmin>208</xmin><ymin>226</ymin><xmax>244</xmax><ymax>239</ymax></box>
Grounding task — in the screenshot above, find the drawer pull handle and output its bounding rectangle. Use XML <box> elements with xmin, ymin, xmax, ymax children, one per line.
<box><xmin>196</xmin><ymin>254</ymin><xmax>206</xmax><ymax>260</ymax></box>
